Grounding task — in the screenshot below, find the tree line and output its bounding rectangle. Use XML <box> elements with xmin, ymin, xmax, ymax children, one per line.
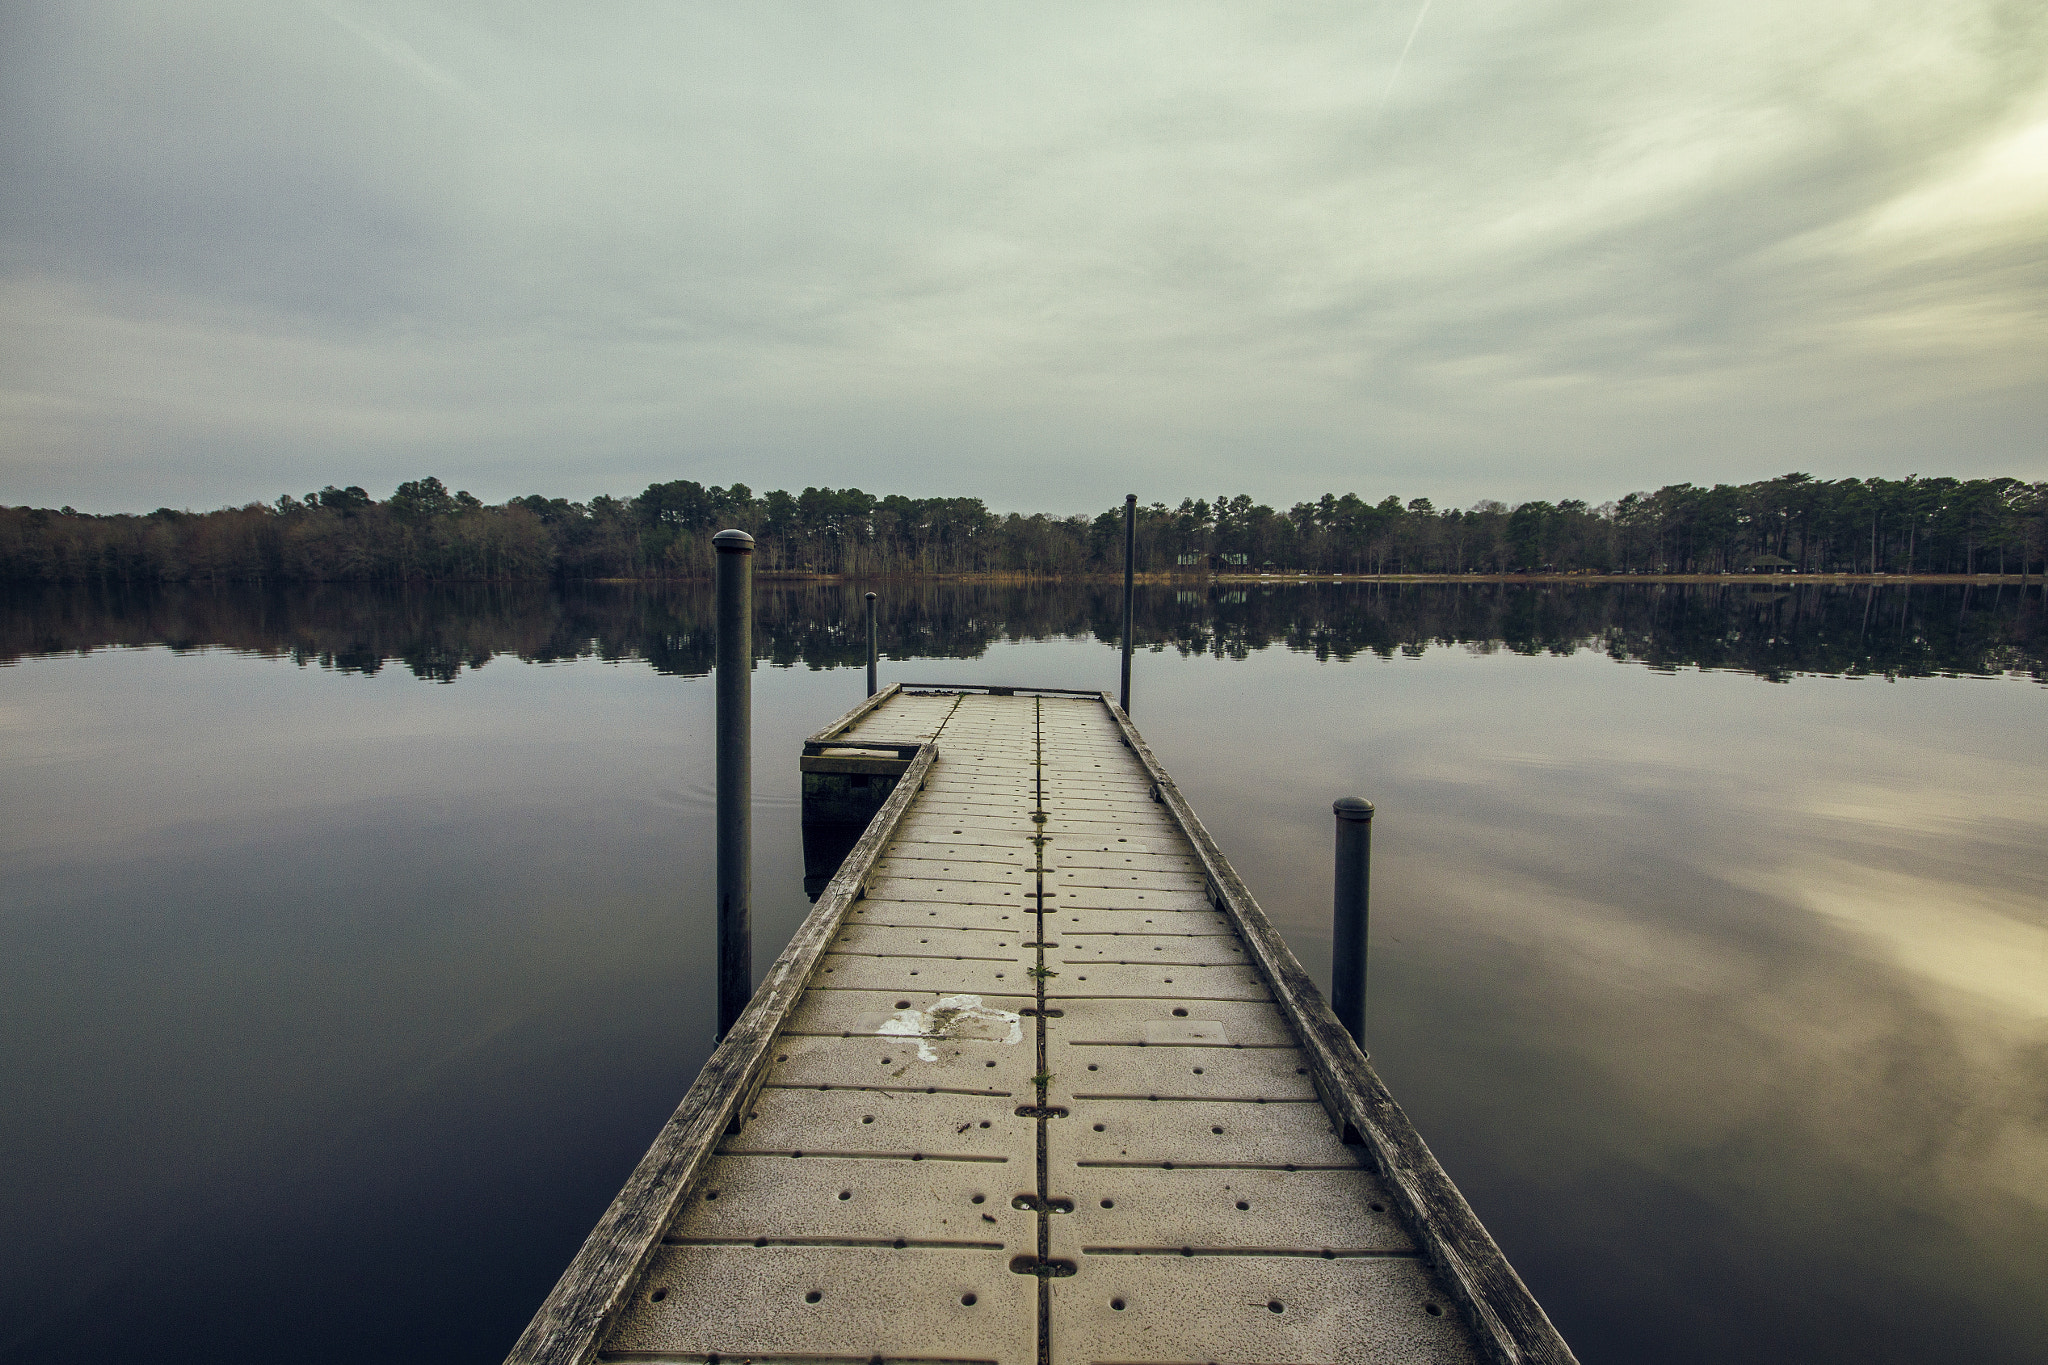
<box><xmin>6</xmin><ymin>579</ymin><xmax>2040</xmax><ymax>685</ymax></box>
<box><xmin>3</xmin><ymin>472</ymin><xmax>2043</xmax><ymax>583</ymax></box>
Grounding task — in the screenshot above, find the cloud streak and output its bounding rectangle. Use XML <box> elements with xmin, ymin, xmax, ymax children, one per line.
<box><xmin>2</xmin><ymin>0</ymin><xmax>2043</xmax><ymax>512</ymax></box>
<box><xmin>1374</xmin><ymin>0</ymin><xmax>1437</xmax><ymax>125</ymax></box>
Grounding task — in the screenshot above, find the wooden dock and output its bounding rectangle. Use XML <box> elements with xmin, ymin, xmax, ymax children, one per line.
<box><xmin>509</xmin><ymin>685</ymin><xmax>1574</xmax><ymax>1365</ymax></box>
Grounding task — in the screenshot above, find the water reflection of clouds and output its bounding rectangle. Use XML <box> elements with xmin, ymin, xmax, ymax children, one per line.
<box><xmin>1395</xmin><ymin>793</ymin><xmax>2048</xmax><ymax>1355</ymax></box>
<box><xmin>1145</xmin><ymin>645</ymin><xmax>2048</xmax><ymax>1360</ymax></box>
<box><xmin>5</xmin><ymin>607</ymin><xmax>2044</xmax><ymax>1364</ymax></box>
<box><xmin>1770</xmin><ymin>860</ymin><xmax>2047</xmax><ymax>1022</ymax></box>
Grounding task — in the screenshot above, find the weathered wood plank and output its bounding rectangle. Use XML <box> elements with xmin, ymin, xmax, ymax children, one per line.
<box><xmin>502</xmin><ymin>739</ymin><xmax>940</xmax><ymax>1365</ymax></box>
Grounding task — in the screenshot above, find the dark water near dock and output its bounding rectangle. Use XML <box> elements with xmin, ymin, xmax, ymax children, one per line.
<box><xmin>3</xmin><ymin>581</ymin><xmax>2044</xmax><ymax>1364</ymax></box>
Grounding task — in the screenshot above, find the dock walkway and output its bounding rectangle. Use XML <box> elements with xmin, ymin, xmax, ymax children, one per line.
<box><xmin>511</xmin><ymin>686</ymin><xmax>1573</xmax><ymax>1365</ymax></box>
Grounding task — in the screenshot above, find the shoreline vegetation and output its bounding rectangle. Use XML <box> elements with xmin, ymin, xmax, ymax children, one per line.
<box><xmin>5</xmin><ymin>472</ymin><xmax>2044</xmax><ymax>584</ymax></box>
<box><xmin>666</xmin><ymin>570</ymin><xmax>2037</xmax><ymax>585</ymax></box>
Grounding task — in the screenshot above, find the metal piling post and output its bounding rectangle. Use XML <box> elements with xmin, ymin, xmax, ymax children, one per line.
<box><xmin>865</xmin><ymin>590</ymin><xmax>878</xmax><ymax>698</ymax></box>
<box><xmin>1120</xmin><ymin>493</ymin><xmax>1136</xmax><ymax>713</ymax></box>
<box><xmin>714</xmin><ymin>528</ymin><xmax>755</xmax><ymax>1037</ymax></box>
<box><xmin>1331</xmin><ymin>796</ymin><xmax>1374</xmax><ymax>1044</ymax></box>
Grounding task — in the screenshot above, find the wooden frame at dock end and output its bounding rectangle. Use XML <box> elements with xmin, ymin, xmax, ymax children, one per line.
<box><xmin>1100</xmin><ymin>694</ymin><xmax>1580</xmax><ymax>1365</ymax></box>
<box><xmin>805</xmin><ymin>679</ymin><xmax>906</xmax><ymax>744</ymax></box>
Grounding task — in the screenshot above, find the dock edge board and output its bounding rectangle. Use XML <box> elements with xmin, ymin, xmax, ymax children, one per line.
<box><xmin>504</xmin><ymin>692</ymin><xmax>932</xmax><ymax>1365</ymax></box>
<box><xmin>1098</xmin><ymin>693</ymin><xmax>1578</xmax><ymax>1365</ymax></box>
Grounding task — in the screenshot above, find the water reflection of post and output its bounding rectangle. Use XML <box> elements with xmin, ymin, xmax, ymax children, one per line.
<box><xmin>1331</xmin><ymin>797</ymin><xmax>1374</xmax><ymax>1044</ymax></box>
<box><xmin>713</xmin><ymin>528</ymin><xmax>755</xmax><ymax>1038</ymax></box>
<box><xmin>1121</xmin><ymin>493</ymin><xmax>1136</xmax><ymax>713</ymax></box>
<box><xmin>865</xmin><ymin>591</ymin><xmax>878</xmax><ymax>697</ymax></box>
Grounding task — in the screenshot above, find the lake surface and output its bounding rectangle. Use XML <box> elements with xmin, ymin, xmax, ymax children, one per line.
<box><xmin>3</xmin><ymin>580</ymin><xmax>2043</xmax><ymax>1364</ymax></box>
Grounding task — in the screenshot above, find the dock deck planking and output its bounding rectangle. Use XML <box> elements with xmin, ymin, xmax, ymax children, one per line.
<box><xmin>509</xmin><ymin>686</ymin><xmax>1573</xmax><ymax>1365</ymax></box>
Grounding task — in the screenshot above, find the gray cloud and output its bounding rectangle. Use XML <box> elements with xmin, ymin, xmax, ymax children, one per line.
<box><xmin>3</xmin><ymin>0</ymin><xmax>2044</xmax><ymax>512</ymax></box>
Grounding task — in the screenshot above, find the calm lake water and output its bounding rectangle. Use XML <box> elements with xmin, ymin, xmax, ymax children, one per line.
<box><xmin>3</xmin><ymin>581</ymin><xmax>2044</xmax><ymax>1364</ymax></box>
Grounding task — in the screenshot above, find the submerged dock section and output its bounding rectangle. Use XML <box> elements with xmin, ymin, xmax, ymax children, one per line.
<box><xmin>510</xmin><ymin>684</ymin><xmax>1574</xmax><ymax>1365</ymax></box>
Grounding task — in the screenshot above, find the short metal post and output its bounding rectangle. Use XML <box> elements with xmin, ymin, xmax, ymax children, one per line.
<box><xmin>1120</xmin><ymin>493</ymin><xmax>1136</xmax><ymax>713</ymax></box>
<box><xmin>714</xmin><ymin>528</ymin><xmax>755</xmax><ymax>1037</ymax></box>
<box><xmin>865</xmin><ymin>591</ymin><xmax>878</xmax><ymax>697</ymax></box>
<box><xmin>1331</xmin><ymin>797</ymin><xmax>1374</xmax><ymax>1044</ymax></box>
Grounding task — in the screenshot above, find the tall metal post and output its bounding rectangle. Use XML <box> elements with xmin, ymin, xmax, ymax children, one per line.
<box><xmin>1331</xmin><ymin>797</ymin><xmax>1374</xmax><ymax>1044</ymax></box>
<box><xmin>865</xmin><ymin>591</ymin><xmax>878</xmax><ymax>698</ymax></box>
<box><xmin>1120</xmin><ymin>493</ymin><xmax>1136</xmax><ymax>714</ymax></box>
<box><xmin>713</xmin><ymin>529</ymin><xmax>755</xmax><ymax>1037</ymax></box>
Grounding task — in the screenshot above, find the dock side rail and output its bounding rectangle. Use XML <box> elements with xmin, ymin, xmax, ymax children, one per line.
<box><xmin>505</xmin><ymin>718</ymin><xmax>940</xmax><ymax>1365</ymax></box>
<box><xmin>1100</xmin><ymin>694</ymin><xmax>1578</xmax><ymax>1365</ymax></box>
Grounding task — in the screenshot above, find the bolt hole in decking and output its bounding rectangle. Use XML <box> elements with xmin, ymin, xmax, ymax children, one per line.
<box><xmin>1425</xmin><ymin>1303</ymin><xmax>1445</xmax><ymax>1317</ymax></box>
<box><xmin>1236</xmin><ymin>1200</ymin><xmax>1250</xmax><ymax>1210</ymax></box>
<box><xmin>972</xmin><ymin>1194</ymin><xmax>986</xmax><ymax>1204</ymax></box>
<box><xmin>805</xmin><ymin>1291</ymin><xmax>822</xmax><ymax>1304</ymax></box>
<box><xmin>650</xmin><ymin>1288</ymin><xmax>668</xmax><ymax>1303</ymax></box>
<box><xmin>961</xmin><ymin>1294</ymin><xmax>977</xmax><ymax>1306</ymax></box>
<box><xmin>838</xmin><ymin>1190</ymin><xmax>851</xmax><ymax>1200</ymax></box>
<box><xmin>1173</xmin><ymin>1007</ymin><xmax>1188</xmax><ymax>1016</ymax></box>
<box><xmin>1268</xmin><ymin>1300</ymin><xmax>1285</xmax><ymax>1314</ymax></box>
<box><xmin>1111</xmin><ymin>1299</ymin><xmax>1127</xmax><ymax>1311</ymax></box>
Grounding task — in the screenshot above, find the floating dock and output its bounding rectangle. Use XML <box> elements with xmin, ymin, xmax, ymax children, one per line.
<box><xmin>509</xmin><ymin>685</ymin><xmax>1574</xmax><ymax>1365</ymax></box>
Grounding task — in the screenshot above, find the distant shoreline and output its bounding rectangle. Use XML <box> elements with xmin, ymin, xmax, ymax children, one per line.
<box><xmin>663</xmin><ymin>571</ymin><xmax>2042</xmax><ymax>586</ymax></box>
<box><xmin>12</xmin><ymin>570</ymin><xmax>2035</xmax><ymax>589</ymax></box>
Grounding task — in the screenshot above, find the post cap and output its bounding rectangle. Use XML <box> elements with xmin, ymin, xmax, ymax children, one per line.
<box><xmin>866</xmin><ymin>590</ymin><xmax>877</xmax><ymax>600</ymax></box>
<box><xmin>1125</xmin><ymin>493</ymin><xmax>1137</xmax><ymax>504</ymax></box>
<box><xmin>711</xmin><ymin>528</ymin><xmax>755</xmax><ymax>552</ymax></box>
<box><xmin>1333</xmin><ymin>796</ymin><xmax>1375</xmax><ymax>821</ymax></box>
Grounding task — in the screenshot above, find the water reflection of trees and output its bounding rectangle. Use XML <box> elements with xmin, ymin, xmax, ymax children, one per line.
<box><xmin>2</xmin><ymin>581</ymin><xmax>2041</xmax><ymax>684</ymax></box>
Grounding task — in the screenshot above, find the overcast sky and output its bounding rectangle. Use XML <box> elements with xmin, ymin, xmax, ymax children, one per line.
<box><xmin>3</xmin><ymin>1</ymin><xmax>2043</xmax><ymax>514</ymax></box>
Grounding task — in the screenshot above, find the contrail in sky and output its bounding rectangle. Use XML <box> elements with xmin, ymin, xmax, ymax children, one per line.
<box><xmin>1374</xmin><ymin>0</ymin><xmax>1438</xmax><ymax>126</ymax></box>
<box><xmin>305</xmin><ymin>0</ymin><xmax>489</xmax><ymax>111</ymax></box>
